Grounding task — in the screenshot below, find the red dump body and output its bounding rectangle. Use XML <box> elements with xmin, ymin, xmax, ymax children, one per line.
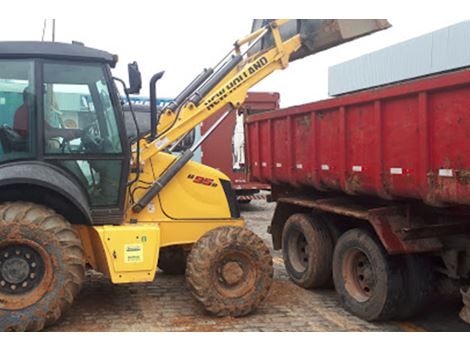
<box><xmin>246</xmin><ymin>68</ymin><xmax>470</xmax><ymax>208</ymax></box>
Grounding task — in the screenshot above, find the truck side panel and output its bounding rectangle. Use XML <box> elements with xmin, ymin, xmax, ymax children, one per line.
<box><xmin>246</xmin><ymin>68</ymin><xmax>470</xmax><ymax>208</ymax></box>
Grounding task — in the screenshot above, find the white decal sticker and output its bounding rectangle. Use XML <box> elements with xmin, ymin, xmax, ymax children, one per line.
<box><xmin>124</xmin><ymin>244</ymin><xmax>144</xmax><ymax>263</ymax></box>
<box><xmin>296</xmin><ymin>164</ymin><xmax>303</xmax><ymax>169</ymax></box>
<box><xmin>321</xmin><ymin>164</ymin><xmax>330</xmax><ymax>171</ymax></box>
<box><xmin>352</xmin><ymin>165</ymin><xmax>363</xmax><ymax>172</ymax></box>
<box><xmin>439</xmin><ymin>169</ymin><xmax>453</xmax><ymax>177</ymax></box>
<box><xmin>390</xmin><ymin>168</ymin><xmax>403</xmax><ymax>175</ymax></box>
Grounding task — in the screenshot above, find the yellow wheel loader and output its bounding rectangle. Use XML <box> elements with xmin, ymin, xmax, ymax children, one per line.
<box><xmin>0</xmin><ymin>19</ymin><xmax>389</xmax><ymax>331</ymax></box>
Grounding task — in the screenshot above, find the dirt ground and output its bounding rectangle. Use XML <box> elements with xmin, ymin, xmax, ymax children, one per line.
<box><xmin>47</xmin><ymin>199</ymin><xmax>470</xmax><ymax>332</ymax></box>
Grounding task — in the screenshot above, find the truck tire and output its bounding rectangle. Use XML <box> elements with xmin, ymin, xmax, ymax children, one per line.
<box><xmin>396</xmin><ymin>254</ymin><xmax>433</xmax><ymax>319</ymax></box>
<box><xmin>0</xmin><ymin>202</ymin><xmax>85</xmax><ymax>331</ymax></box>
<box><xmin>158</xmin><ymin>245</ymin><xmax>188</xmax><ymax>275</ymax></box>
<box><xmin>332</xmin><ymin>227</ymin><xmax>404</xmax><ymax>321</ymax></box>
<box><xmin>186</xmin><ymin>226</ymin><xmax>273</xmax><ymax>317</ymax></box>
<box><xmin>282</xmin><ymin>213</ymin><xmax>334</xmax><ymax>289</ymax></box>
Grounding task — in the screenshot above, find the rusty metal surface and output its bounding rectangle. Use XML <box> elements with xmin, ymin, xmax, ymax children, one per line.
<box><xmin>276</xmin><ymin>196</ymin><xmax>443</xmax><ymax>254</ymax></box>
<box><xmin>246</xmin><ymin>68</ymin><xmax>470</xmax><ymax>209</ymax></box>
<box><xmin>277</xmin><ymin>197</ymin><xmax>369</xmax><ymax>219</ymax></box>
<box><xmin>402</xmin><ymin>222</ymin><xmax>470</xmax><ymax>240</ymax></box>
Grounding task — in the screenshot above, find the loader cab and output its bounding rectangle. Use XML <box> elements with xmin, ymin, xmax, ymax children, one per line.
<box><xmin>0</xmin><ymin>42</ymin><xmax>130</xmax><ymax>224</ymax></box>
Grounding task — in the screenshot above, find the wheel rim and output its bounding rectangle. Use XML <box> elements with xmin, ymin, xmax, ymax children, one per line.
<box><xmin>213</xmin><ymin>251</ymin><xmax>256</xmax><ymax>299</ymax></box>
<box><xmin>342</xmin><ymin>248</ymin><xmax>375</xmax><ymax>303</ymax></box>
<box><xmin>0</xmin><ymin>239</ymin><xmax>53</xmax><ymax>310</ymax></box>
<box><xmin>286</xmin><ymin>229</ymin><xmax>309</xmax><ymax>273</ymax></box>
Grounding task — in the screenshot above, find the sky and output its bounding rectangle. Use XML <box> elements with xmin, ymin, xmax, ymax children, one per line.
<box><xmin>1</xmin><ymin>1</ymin><xmax>468</xmax><ymax>108</ymax></box>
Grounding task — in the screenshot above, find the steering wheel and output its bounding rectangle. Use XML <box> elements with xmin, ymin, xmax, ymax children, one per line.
<box><xmin>81</xmin><ymin>121</ymin><xmax>104</xmax><ymax>153</ymax></box>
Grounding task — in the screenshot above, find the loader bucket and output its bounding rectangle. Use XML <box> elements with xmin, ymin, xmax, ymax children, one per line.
<box><xmin>249</xmin><ymin>19</ymin><xmax>391</xmax><ymax>62</ymax></box>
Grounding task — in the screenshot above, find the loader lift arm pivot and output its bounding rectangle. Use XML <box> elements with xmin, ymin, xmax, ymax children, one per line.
<box><xmin>132</xmin><ymin>19</ymin><xmax>390</xmax><ymax>213</ymax></box>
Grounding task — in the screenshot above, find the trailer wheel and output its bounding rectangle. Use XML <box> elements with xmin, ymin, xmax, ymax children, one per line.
<box><xmin>186</xmin><ymin>226</ymin><xmax>273</xmax><ymax>317</ymax></box>
<box><xmin>332</xmin><ymin>228</ymin><xmax>404</xmax><ymax>321</ymax></box>
<box><xmin>158</xmin><ymin>245</ymin><xmax>188</xmax><ymax>275</ymax></box>
<box><xmin>282</xmin><ymin>213</ymin><xmax>334</xmax><ymax>289</ymax></box>
<box><xmin>0</xmin><ymin>202</ymin><xmax>85</xmax><ymax>331</ymax></box>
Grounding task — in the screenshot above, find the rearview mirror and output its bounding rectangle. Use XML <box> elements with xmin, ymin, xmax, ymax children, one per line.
<box><xmin>127</xmin><ymin>62</ymin><xmax>142</xmax><ymax>94</ymax></box>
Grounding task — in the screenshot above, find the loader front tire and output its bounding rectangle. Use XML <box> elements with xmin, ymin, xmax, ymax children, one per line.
<box><xmin>0</xmin><ymin>202</ymin><xmax>85</xmax><ymax>331</ymax></box>
<box><xmin>186</xmin><ymin>226</ymin><xmax>273</xmax><ymax>317</ymax></box>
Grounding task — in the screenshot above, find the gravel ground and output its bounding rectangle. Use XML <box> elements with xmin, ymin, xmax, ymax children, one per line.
<box><xmin>46</xmin><ymin>199</ymin><xmax>470</xmax><ymax>332</ymax></box>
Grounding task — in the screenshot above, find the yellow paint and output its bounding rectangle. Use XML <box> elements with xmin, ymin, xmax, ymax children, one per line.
<box><xmin>77</xmin><ymin>20</ymin><xmax>300</xmax><ymax>285</ymax></box>
<box><xmin>127</xmin><ymin>152</ymin><xmax>233</xmax><ymax>221</ymax></box>
<box><xmin>93</xmin><ymin>224</ymin><xmax>160</xmax><ymax>284</ymax></box>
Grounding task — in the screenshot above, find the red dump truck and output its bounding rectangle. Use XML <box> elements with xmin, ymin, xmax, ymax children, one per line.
<box><xmin>245</xmin><ymin>68</ymin><xmax>470</xmax><ymax>323</ymax></box>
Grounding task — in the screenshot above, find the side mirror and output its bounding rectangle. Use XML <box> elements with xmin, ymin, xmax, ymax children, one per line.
<box><xmin>127</xmin><ymin>62</ymin><xmax>142</xmax><ymax>94</ymax></box>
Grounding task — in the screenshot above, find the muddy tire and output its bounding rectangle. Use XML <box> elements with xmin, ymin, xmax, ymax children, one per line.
<box><xmin>0</xmin><ymin>202</ymin><xmax>85</xmax><ymax>331</ymax></box>
<box><xmin>158</xmin><ymin>245</ymin><xmax>188</xmax><ymax>275</ymax></box>
<box><xmin>282</xmin><ymin>213</ymin><xmax>334</xmax><ymax>289</ymax></box>
<box><xmin>332</xmin><ymin>228</ymin><xmax>404</xmax><ymax>321</ymax></box>
<box><xmin>186</xmin><ymin>226</ymin><xmax>273</xmax><ymax>317</ymax></box>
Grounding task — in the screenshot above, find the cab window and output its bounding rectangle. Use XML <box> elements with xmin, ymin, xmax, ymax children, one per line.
<box><xmin>0</xmin><ymin>60</ymin><xmax>35</xmax><ymax>162</ymax></box>
<box><xmin>42</xmin><ymin>63</ymin><xmax>122</xmax><ymax>155</ymax></box>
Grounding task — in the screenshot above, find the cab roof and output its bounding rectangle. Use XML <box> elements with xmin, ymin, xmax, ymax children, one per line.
<box><xmin>0</xmin><ymin>41</ymin><xmax>118</xmax><ymax>68</ymax></box>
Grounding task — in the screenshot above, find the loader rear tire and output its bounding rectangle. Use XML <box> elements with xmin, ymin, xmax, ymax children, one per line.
<box><xmin>186</xmin><ymin>226</ymin><xmax>273</xmax><ymax>317</ymax></box>
<box><xmin>0</xmin><ymin>202</ymin><xmax>85</xmax><ymax>331</ymax></box>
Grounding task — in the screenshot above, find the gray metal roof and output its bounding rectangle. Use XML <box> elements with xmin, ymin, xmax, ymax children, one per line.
<box><xmin>328</xmin><ymin>20</ymin><xmax>470</xmax><ymax>96</ymax></box>
<box><xmin>0</xmin><ymin>41</ymin><xmax>118</xmax><ymax>68</ymax></box>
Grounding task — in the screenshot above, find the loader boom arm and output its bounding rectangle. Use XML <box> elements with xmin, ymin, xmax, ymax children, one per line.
<box><xmin>138</xmin><ymin>19</ymin><xmax>298</xmax><ymax>161</ymax></box>
<box><xmin>131</xmin><ymin>19</ymin><xmax>390</xmax><ymax>212</ymax></box>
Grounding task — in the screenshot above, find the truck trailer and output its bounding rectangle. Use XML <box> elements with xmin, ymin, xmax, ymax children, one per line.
<box><xmin>245</xmin><ymin>67</ymin><xmax>470</xmax><ymax>323</ymax></box>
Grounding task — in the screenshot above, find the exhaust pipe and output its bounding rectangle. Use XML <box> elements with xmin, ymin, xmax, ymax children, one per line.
<box><xmin>249</xmin><ymin>19</ymin><xmax>391</xmax><ymax>62</ymax></box>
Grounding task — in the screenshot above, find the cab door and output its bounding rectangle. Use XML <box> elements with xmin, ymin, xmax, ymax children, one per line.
<box><xmin>40</xmin><ymin>61</ymin><xmax>129</xmax><ymax>224</ymax></box>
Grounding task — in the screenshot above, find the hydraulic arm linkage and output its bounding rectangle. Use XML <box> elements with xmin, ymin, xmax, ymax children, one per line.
<box><xmin>132</xmin><ymin>19</ymin><xmax>390</xmax><ymax>213</ymax></box>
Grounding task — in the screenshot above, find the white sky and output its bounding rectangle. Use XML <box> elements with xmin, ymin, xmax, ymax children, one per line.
<box><xmin>1</xmin><ymin>1</ymin><xmax>468</xmax><ymax>108</ymax></box>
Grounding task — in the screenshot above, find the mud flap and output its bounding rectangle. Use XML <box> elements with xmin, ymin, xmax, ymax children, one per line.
<box><xmin>460</xmin><ymin>286</ymin><xmax>470</xmax><ymax>324</ymax></box>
